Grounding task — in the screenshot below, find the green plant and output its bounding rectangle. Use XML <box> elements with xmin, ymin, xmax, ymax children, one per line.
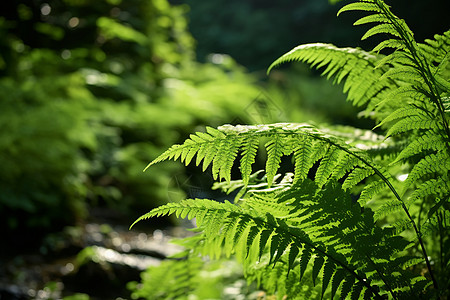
<box><xmin>0</xmin><ymin>0</ymin><xmax>262</xmax><ymax>234</ymax></box>
<box><xmin>132</xmin><ymin>0</ymin><xmax>449</xmax><ymax>298</ymax></box>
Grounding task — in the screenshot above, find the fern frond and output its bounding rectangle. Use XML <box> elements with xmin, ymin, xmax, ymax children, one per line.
<box><xmin>268</xmin><ymin>43</ymin><xmax>396</xmax><ymax>111</ymax></box>
<box><xmin>374</xmin><ymin>200</ymin><xmax>404</xmax><ymax>221</ymax></box>
<box><xmin>240</xmin><ymin>135</ymin><xmax>260</xmax><ymax>185</ymax></box>
<box><xmin>361</xmin><ymin>23</ymin><xmax>401</xmax><ymax>41</ymax></box>
<box><xmin>336</xmin><ymin>2</ymin><xmax>382</xmax><ymax>15</ymax></box>
<box><xmin>265</xmin><ymin>134</ymin><xmax>287</xmax><ymax>187</ymax></box>
<box><xmin>376</xmin><ymin>104</ymin><xmax>431</xmax><ymax>129</ymax></box>
<box><xmin>146</xmin><ymin>124</ymin><xmax>391</xmax><ymax>194</ymax></box>
<box><xmin>404</xmin><ymin>151</ymin><xmax>450</xmax><ymax>190</ymax></box>
<box><xmin>408</xmin><ymin>176</ymin><xmax>450</xmax><ymax>206</ymax></box>
<box><xmin>342</xmin><ymin>167</ymin><xmax>374</xmax><ymax>191</ymax></box>
<box><xmin>358</xmin><ymin>179</ymin><xmax>387</xmax><ymax>206</ymax></box>
<box><xmin>385</xmin><ymin>116</ymin><xmax>441</xmax><ymax>137</ymax></box>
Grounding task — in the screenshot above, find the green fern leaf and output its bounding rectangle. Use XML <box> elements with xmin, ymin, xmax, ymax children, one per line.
<box><xmin>337</xmin><ymin>2</ymin><xmax>382</xmax><ymax>16</ymax></box>
<box><xmin>361</xmin><ymin>23</ymin><xmax>401</xmax><ymax>40</ymax></box>
<box><xmin>299</xmin><ymin>245</ymin><xmax>313</xmax><ymax>281</ymax></box>
<box><xmin>350</xmin><ymin>282</ymin><xmax>364</xmax><ymax>300</ymax></box>
<box><xmin>385</xmin><ymin>116</ymin><xmax>440</xmax><ymax>137</ymax></box>
<box><xmin>312</xmin><ymin>255</ymin><xmax>325</xmax><ymax>287</ymax></box>
<box><xmin>353</xmin><ymin>13</ymin><xmax>387</xmax><ymax>26</ymax></box>
<box><xmin>404</xmin><ymin>151</ymin><xmax>450</xmax><ymax>189</ymax></box>
<box><xmin>246</xmin><ymin>225</ymin><xmax>261</xmax><ymax>258</ymax></box>
<box><xmin>358</xmin><ymin>180</ymin><xmax>386</xmax><ymax>206</ymax></box>
<box><xmin>374</xmin><ymin>200</ymin><xmax>404</xmax><ymax>221</ymax></box>
<box><xmin>321</xmin><ymin>259</ymin><xmax>336</xmax><ymax>300</ymax></box>
<box><xmin>269</xmin><ymin>233</ymin><xmax>282</xmax><ymax>265</ymax></box>
<box><xmin>373</xmin><ymin>38</ymin><xmax>406</xmax><ymax>52</ymax></box>
<box><xmin>408</xmin><ymin>176</ymin><xmax>450</xmax><ymax>205</ymax></box>
<box><xmin>342</xmin><ymin>167</ymin><xmax>374</xmax><ymax>190</ymax></box>
<box><xmin>259</xmin><ymin>229</ymin><xmax>273</xmax><ymax>260</ymax></box>
<box><xmin>240</xmin><ymin>135</ymin><xmax>260</xmax><ymax>185</ymax></box>
<box><xmin>293</xmin><ymin>135</ymin><xmax>314</xmax><ymax>182</ymax></box>
<box><xmin>340</xmin><ymin>275</ymin><xmax>356</xmax><ymax>299</ymax></box>
<box><xmin>265</xmin><ymin>134</ymin><xmax>286</xmax><ymax>187</ymax></box>
<box><xmin>330</xmin><ymin>153</ymin><xmax>360</xmax><ymax>182</ymax></box>
<box><xmin>287</xmin><ymin>243</ymin><xmax>300</xmax><ymax>276</ymax></box>
<box><xmin>381</xmin><ymin>65</ymin><xmax>424</xmax><ymax>84</ymax></box>
<box><xmin>315</xmin><ymin>146</ymin><xmax>341</xmax><ymax>187</ymax></box>
<box><xmin>331</xmin><ymin>268</ymin><xmax>346</xmax><ymax>299</ymax></box>
<box><xmin>392</xmin><ymin>133</ymin><xmax>446</xmax><ymax>165</ymax></box>
<box><xmin>375</xmin><ymin>104</ymin><xmax>430</xmax><ymax>129</ymax></box>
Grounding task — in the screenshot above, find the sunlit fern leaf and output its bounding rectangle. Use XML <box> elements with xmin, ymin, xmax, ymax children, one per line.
<box><xmin>265</xmin><ymin>134</ymin><xmax>286</xmax><ymax>187</ymax></box>
<box><xmin>375</xmin><ymin>51</ymin><xmax>415</xmax><ymax>69</ymax></box>
<box><xmin>342</xmin><ymin>167</ymin><xmax>374</xmax><ymax>191</ymax></box>
<box><xmin>145</xmin><ymin>123</ymin><xmax>392</xmax><ymax>195</ymax></box>
<box><xmin>403</xmin><ymin>151</ymin><xmax>450</xmax><ymax>190</ymax></box>
<box><xmin>374</xmin><ymin>200</ymin><xmax>404</xmax><ymax>221</ymax></box>
<box><xmin>381</xmin><ymin>66</ymin><xmax>425</xmax><ymax>85</ymax></box>
<box><xmin>358</xmin><ymin>179</ymin><xmax>386</xmax><ymax>206</ymax></box>
<box><xmin>339</xmin><ymin>0</ymin><xmax>415</xmax><ymax>52</ymax></box>
<box><xmin>336</xmin><ymin>1</ymin><xmax>383</xmax><ymax>15</ymax></box>
<box><xmin>408</xmin><ymin>176</ymin><xmax>450</xmax><ymax>206</ymax></box>
<box><xmin>373</xmin><ymin>39</ymin><xmax>407</xmax><ymax>52</ymax></box>
<box><xmin>293</xmin><ymin>135</ymin><xmax>314</xmax><ymax>183</ymax></box>
<box><xmin>239</xmin><ymin>135</ymin><xmax>259</xmax><ymax>185</ymax></box>
<box><xmin>361</xmin><ymin>23</ymin><xmax>401</xmax><ymax>41</ymax></box>
<box><xmin>268</xmin><ymin>43</ymin><xmax>395</xmax><ymax>111</ymax></box>
<box><xmin>214</xmin><ymin>136</ymin><xmax>243</xmax><ymax>181</ymax></box>
<box><xmin>375</xmin><ymin>104</ymin><xmax>431</xmax><ymax>130</ymax></box>
<box><xmin>315</xmin><ymin>146</ymin><xmax>341</xmax><ymax>187</ymax></box>
<box><xmin>353</xmin><ymin>13</ymin><xmax>387</xmax><ymax>26</ymax></box>
<box><xmin>385</xmin><ymin>116</ymin><xmax>441</xmax><ymax>137</ymax></box>
<box><xmin>419</xmin><ymin>30</ymin><xmax>450</xmax><ymax>67</ymax></box>
<box><xmin>330</xmin><ymin>153</ymin><xmax>360</xmax><ymax>182</ymax></box>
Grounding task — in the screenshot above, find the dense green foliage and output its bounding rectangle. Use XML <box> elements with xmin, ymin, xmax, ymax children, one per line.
<box><xmin>131</xmin><ymin>0</ymin><xmax>449</xmax><ymax>298</ymax></box>
<box><xmin>0</xmin><ymin>0</ymin><xmax>262</xmax><ymax>233</ymax></box>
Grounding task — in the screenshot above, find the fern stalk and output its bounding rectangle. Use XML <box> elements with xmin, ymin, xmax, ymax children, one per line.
<box><xmin>371</xmin><ymin>0</ymin><xmax>442</xmax><ymax>289</ymax></box>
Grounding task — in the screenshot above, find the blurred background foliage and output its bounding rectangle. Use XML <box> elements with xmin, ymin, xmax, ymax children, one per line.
<box><xmin>0</xmin><ymin>0</ymin><xmax>448</xmax><ymax>247</ymax></box>
<box><xmin>0</xmin><ymin>0</ymin><xmax>263</xmax><ymax>242</ymax></box>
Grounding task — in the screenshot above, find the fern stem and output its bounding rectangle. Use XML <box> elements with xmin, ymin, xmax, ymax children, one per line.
<box><xmin>373</xmin><ymin>0</ymin><xmax>441</xmax><ymax>290</ymax></box>
<box><xmin>365</xmin><ymin>254</ymin><xmax>398</xmax><ymax>300</ymax></box>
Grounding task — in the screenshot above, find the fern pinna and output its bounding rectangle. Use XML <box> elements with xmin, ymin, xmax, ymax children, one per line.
<box><xmin>132</xmin><ymin>0</ymin><xmax>449</xmax><ymax>299</ymax></box>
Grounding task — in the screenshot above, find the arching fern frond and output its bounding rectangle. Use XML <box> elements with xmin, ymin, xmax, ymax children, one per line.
<box><xmin>144</xmin><ymin>123</ymin><xmax>393</xmax><ymax>194</ymax></box>
<box><xmin>132</xmin><ymin>180</ymin><xmax>429</xmax><ymax>299</ymax></box>
<box><xmin>268</xmin><ymin>43</ymin><xmax>396</xmax><ymax>113</ymax></box>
